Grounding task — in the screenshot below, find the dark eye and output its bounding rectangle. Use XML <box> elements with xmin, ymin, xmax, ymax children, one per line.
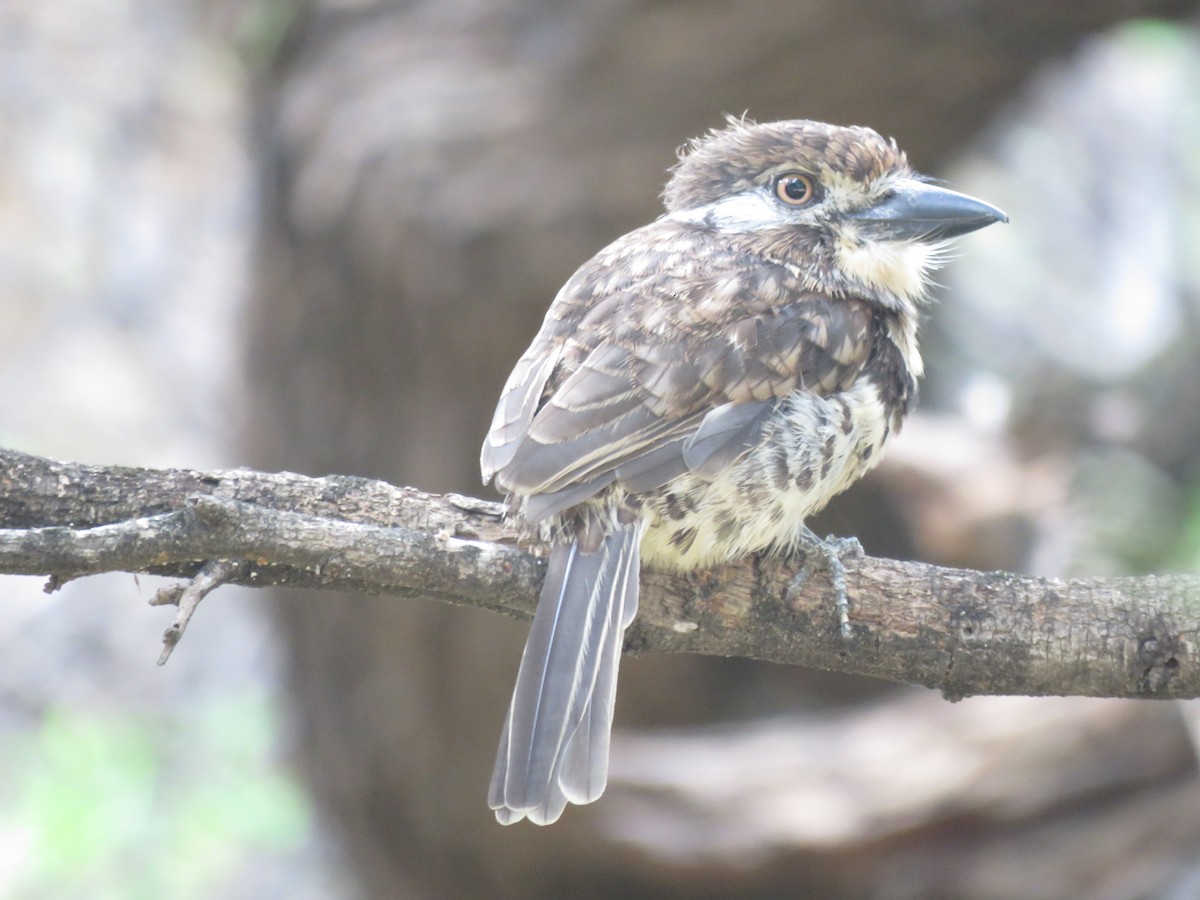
<box><xmin>774</xmin><ymin>173</ymin><xmax>817</xmax><ymax>206</ymax></box>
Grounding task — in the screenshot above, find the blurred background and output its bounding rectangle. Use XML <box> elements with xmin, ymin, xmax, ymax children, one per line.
<box><xmin>2</xmin><ymin>1</ymin><xmax>1200</xmax><ymax>897</ymax></box>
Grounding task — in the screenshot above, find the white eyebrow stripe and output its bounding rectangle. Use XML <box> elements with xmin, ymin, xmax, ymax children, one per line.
<box><xmin>665</xmin><ymin>190</ymin><xmax>787</xmax><ymax>232</ymax></box>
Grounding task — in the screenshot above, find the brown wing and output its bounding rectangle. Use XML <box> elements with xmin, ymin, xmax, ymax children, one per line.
<box><xmin>481</xmin><ymin>222</ymin><xmax>876</xmax><ymax>520</ymax></box>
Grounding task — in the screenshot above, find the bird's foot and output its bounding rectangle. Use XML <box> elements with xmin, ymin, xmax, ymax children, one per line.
<box><xmin>789</xmin><ymin>528</ymin><xmax>863</xmax><ymax>639</ymax></box>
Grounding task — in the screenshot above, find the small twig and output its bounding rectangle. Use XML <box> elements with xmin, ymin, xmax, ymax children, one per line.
<box><xmin>43</xmin><ymin>573</ymin><xmax>71</xmax><ymax>594</ymax></box>
<box><xmin>154</xmin><ymin>559</ymin><xmax>248</xmax><ymax>665</ymax></box>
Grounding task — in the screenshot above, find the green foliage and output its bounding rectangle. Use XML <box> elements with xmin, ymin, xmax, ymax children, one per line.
<box><xmin>1174</xmin><ymin>475</ymin><xmax>1200</xmax><ymax>575</ymax></box>
<box><xmin>0</xmin><ymin>692</ymin><xmax>311</xmax><ymax>900</ymax></box>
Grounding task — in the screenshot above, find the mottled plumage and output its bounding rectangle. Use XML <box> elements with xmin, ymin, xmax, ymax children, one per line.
<box><xmin>482</xmin><ymin>118</ymin><xmax>1006</xmax><ymax>825</ymax></box>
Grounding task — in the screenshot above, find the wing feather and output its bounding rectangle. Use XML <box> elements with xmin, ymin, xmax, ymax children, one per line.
<box><xmin>482</xmin><ymin>222</ymin><xmax>877</xmax><ymax>505</ymax></box>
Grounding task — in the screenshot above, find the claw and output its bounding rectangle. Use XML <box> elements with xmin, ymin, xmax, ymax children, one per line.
<box><xmin>790</xmin><ymin>527</ymin><xmax>862</xmax><ymax>639</ymax></box>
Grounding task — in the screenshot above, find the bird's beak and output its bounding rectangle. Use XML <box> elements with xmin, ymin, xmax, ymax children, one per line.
<box><xmin>850</xmin><ymin>180</ymin><xmax>1008</xmax><ymax>242</ymax></box>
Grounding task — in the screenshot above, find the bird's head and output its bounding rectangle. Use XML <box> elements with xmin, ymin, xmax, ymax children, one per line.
<box><xmin>663</xmin><ymin>117</ymin><xmax>1007</xmax><ymax>310</ymax></box>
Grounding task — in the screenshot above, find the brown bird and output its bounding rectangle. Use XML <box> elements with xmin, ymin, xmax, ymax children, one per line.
<box><xmin>481</xmin><ymin>117</ymin><xmax>1006</xmax><ymax>825</ymax></box>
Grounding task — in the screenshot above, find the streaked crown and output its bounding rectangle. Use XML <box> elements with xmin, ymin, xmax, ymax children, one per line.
<box><xmin>663</xmin><ymin>118</ymin><xmax>909</xmax><ymax>213</ymax></box>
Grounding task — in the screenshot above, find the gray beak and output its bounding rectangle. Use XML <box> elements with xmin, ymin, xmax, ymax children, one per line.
<box><xmin>850</xmin><ymin>180</ymin><xmax>1008</xmax><ymax>242</ymax></box>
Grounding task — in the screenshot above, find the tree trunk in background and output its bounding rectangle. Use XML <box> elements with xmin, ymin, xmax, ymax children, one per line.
<box><xmin>241</xmin><ymin>2</ymin><xmax>1198</xmax><ymax>895</ymax></box>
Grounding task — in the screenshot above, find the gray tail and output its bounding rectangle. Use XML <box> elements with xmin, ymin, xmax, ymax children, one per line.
<box><xmin>488</xmin><ymin>524</ymin><xmax>641</xmax><ymax>825</ymax></box>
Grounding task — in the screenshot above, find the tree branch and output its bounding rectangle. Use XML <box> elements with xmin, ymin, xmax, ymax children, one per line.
<box><xmin>1</xmin><ymin>446</ymin><xmax>1196</xmax><ymax>698</ymax></box>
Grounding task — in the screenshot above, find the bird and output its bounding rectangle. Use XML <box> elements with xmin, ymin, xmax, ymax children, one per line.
<box><xmin>480</xmin><ymin>117</ymin><xmax>1006</xmax><ymax>825</ymax></box>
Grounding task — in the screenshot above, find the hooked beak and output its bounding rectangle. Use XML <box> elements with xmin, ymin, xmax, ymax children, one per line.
<box><xmin>850</xmin><ymin>180</ymin><xmax>1008</xmax><ymax>242</ymax></box>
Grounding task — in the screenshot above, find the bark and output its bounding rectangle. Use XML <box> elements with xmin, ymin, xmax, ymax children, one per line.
<box><xmin>3</xmin><ymin>446</ymin><xmax>1197</xmax><ymax>700</ymax></box>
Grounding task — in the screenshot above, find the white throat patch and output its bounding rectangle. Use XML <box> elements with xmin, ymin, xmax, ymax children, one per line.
<box><xmin>834</xmin><ymin>235</ymin><xmax>939</xmax><ymax>304</ymax></box>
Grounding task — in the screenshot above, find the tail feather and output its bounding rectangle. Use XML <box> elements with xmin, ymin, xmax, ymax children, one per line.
<box><xmin>489</xmin><ymin>524</ymin><xmax>641</xmax><ymax>825</ymax></box>
<box><xmin>557</xmin><ymin>529</ymin><xmax>639</xmax><ymax>804</ymax></box>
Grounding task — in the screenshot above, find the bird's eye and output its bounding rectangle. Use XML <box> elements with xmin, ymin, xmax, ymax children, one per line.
<box><xmin>774</xmin><ymin>173</ymin><xmax>817</xmax><ymax>206</ymax></box>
